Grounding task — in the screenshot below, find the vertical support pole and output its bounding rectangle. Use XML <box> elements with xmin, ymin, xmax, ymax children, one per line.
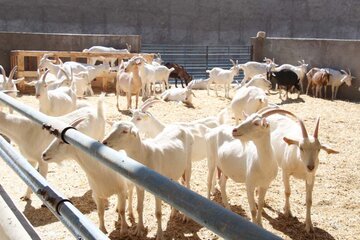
<box><xmin>206</xmin><ymin>46</ymin><xmax>209</xmax><ymax>71</ymax></box>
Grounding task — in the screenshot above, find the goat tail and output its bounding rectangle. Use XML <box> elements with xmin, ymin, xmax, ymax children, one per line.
<box><xmin>169</xmin><ymin>67</ymin><xmax>175</xmax><ymax>73</ymax></box>
<box><xmin>97</xmin><ymin>92</ymin><xmax>106</xmax><ymax>122</ymax></box>
<box><xmin>206</xmin><ymin>70</ymin><xmax>211</xmax><ymax>74</ymax></box>
<box><xmin>237</xmin><ymin>64</ymin><xmax>244</xmax><ymax>70</ymax></box>
<box><xmin>217</xmin><ymin>107</ymin><xmax>229</xmax><ymax>125</ymax></box>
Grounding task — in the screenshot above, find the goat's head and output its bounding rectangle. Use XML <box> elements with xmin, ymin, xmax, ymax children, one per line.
<box><xmin>183</xmin><ymin>88</ymin><xmax>196</xmax><ymax>105</ymax></box>
<box><xmin>231</xmin><ymin>109</ymin><xmax>275</xmax><ymax>142</ymax></box>
<box><xmin>126</xmin><ymin>56</ymin><xmax>146</xmax><ymax>71</ymax></box>
<box><xmin>229</xmin><ymin>59</ymin><xmax>240</xmax><ymax>75</ymax></box>
<box><xmin>340</xmin><ymin>69</ymin><xmax>354</xmax><ymax>86</ymax></box>
<box><xmin>42</xmin><ymin>117</ymin><xmax>87</xmax><ymax>163</ymax></box>
<box><xmin>283</xmin><ymin>117</ymin><xmax>339</xmax><ymax>173</ymax></box>
<box><xmin>102</xmin><ymin>121</ymin><xmax>139</xmax><ymax>150</ymax></box>
<box><xmin>25</xmin><ymin>70</ymin><xmax>50</xmax><ymax>98</ymax></box>
<box><xmin>38</xmin><ymin>53</ymin><xmax>55</xmax><ymax>69</ymax></box>
<box><xmin>126</xmin><ymin>43</ymin><xmax>131</xmax><ymax>52</ymax></box>
<box><xmin>0</xmin><ymin>65</ymin><xmax>23</xmax><ymax>91</ymax></box>
<box><xmin>130</xmin><ymin>98</ymin><xmax>163</xmax><ymax>129</ymax></box>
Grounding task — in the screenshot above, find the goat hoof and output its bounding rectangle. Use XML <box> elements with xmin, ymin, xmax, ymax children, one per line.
<box><xmin>305</xmin><ymin>223</ymin><xmax>314</xmax><ymax>233</ymax></box>
<box><xmin>20</xmin><ymin>196</ymin><xmax>30</xmax><ymax>201</ymax></box>
<box><xmin>134</xmin><ymin>226</ymin><xmax>147</xmax><ymax>237</ymax></box>
<box><xmin>100</xmin><ymin>226</ymin><xmax>108</xmax><ymax>234</ymax></box>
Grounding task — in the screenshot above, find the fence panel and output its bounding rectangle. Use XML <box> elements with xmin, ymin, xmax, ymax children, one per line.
<box><xmin>142</xmin><ymin>44</ymin><xmax>252</xmax><ymax>82</ymax></box>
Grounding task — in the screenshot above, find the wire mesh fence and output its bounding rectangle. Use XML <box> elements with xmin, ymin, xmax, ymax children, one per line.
<box><xmin>142</xmin><ymin>44</ymin><xmax>252</xmax><ymax>83</ymax></box>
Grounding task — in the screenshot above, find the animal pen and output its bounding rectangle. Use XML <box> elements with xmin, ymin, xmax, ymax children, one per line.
<box><xmin>0</xmin><ymin>92</ymin><xmax>281</xmax><ymax>239</ymax></box>
<box><xmin>9</xmin><ymin>50</ymin><xmax>155</xmax><ymax>94</ymax></box>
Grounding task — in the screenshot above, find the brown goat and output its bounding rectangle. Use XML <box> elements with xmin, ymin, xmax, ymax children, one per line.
<box><xmin>165</xmin><ymin>63</ymin><xmax>192</xmax><ymax>88</ymax></box>
<box><xmin>306</xmin><ymin>68</ymin><xmax>331</xmax><ymax>98</ymax></box>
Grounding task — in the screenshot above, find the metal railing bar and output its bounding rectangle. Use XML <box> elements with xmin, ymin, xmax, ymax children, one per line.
<box><xmin>0</xmin><ymin>136</ymin><xmax>108</xmax><ymax>240</ymax></box>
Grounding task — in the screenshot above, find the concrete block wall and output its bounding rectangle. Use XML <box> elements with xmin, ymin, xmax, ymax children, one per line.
<box><xmin>0</xmin><ymin>0</ymin><xmax>358</xmax><ymax>45</ymax></box>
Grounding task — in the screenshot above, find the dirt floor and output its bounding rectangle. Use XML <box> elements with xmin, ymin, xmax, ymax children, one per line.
<box><xmin>0</xmin><ymin>85</ymin><xmax>359</xmax><ymax>240</ymax></box>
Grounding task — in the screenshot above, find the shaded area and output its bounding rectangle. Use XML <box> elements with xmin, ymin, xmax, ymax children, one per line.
<box><xmin>23</xmin><ymin>190</ymin><xmax>96</xmax><ymax>227</ymax></box>
<box><xmin>263</xmin><ymin>206</ymin><xmax>335</xmax><ymax>240</ymax></box>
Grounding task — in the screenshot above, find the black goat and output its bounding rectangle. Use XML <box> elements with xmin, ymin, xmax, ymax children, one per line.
<box><xmin>165</xmin><ymin>63</ymin><xmax>192</xmax><ymax>88</ymax></box>
<box><xmin>268</xmin><ymin>69</ymin><xmax>300</xmax><ymax>100</ymax></box>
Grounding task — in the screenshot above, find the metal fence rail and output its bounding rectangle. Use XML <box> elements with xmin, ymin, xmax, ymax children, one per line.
<box><xmin>0</xmin><ymin>136</ymin><xmax>108</xmax><ymax>240</ymax></box>
<box><xmin>142</xmin><ymin>44</ymin><xmax>252</xmax><ymax>82</ymax></box>
<box><xmin>0</xmin><ymin>92</ymin><xmax>281</xmax><ymax>240</ymax></box>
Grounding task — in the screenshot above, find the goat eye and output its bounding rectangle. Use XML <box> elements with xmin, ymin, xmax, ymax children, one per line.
<box><xmin>136</xmin><ymin>117</ymin><xmax>141</xmax><ymax>121</ymax></box>
<box><xmin>122</xmin><ymin>130</ymin><xmax>128</xmax><ymax>134</ymax></box>
<box><xmin>299</xmin><ymin>147</ymin><xmax>304</xmax><ymax>151</ymax></box>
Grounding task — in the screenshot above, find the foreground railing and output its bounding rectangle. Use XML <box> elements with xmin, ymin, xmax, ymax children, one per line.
<box><xmin>0</xmin><ymin>92</ymin><xmax>281</xmax><ymax>240</ymax></box>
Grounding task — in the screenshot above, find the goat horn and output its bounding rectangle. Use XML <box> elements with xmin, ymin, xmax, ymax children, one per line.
<box><xmin>41</xmin><ymin>69</ymin><xmax>51</xmax><ymax>82</ymax></box>
<box><xmin>140</xmin><ymin>99</ymin><xmax>164</xmax><ymax>112</ymax></box>
<box><xmin>8</xmin><ymin>65</ymin><xmax>18</xmax><ymax>81</ymax></box>
<box><xmin>230</xmin><ymin>59</ymin><xmax>236</xmax><ymax>66</ymax></box>
<box><xmin>256</xmin><ymin>105</ymin><xmax>280</xmax><ymax>115</ymax></box>
<box><xmin>59</xmin><ymin>67</ymin><xmax>71</xmax><ymax>82</ymax></box>
<box><xmin>260</xmin><ymin>108</ymin><xmax>309</xmax><ymax>138</ymax></box>
<box><xmin>69</xmin><ymin>116</ymin><xmax>88</xmax><ymax>128</ymax></box>
<box><xmin>0</xmin><ymin>65</ymin><xmax>7</xmax><ymax>80</ymax></box>
<box><xmin>313</xmin><ymin>117</ymin><xmax>320</xmax><ymax>139</ymax></box>
<box><xmin>348</xmin><ymin>68</ymin><xmax>351</xmax><ymax>76</ymax></box>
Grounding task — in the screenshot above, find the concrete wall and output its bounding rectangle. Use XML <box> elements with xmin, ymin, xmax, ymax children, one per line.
<box><xmin>252</xmin><ymin>37</ymin><xmax>360</xmax><ymax>101</ymax></box>
<box><xmin>0</xmin><ymin>32</ymin><xmax>140</xmax><ymax>72</ymax></box>
<box><xmin>0</xmin><ymin>0</ymin><xmax>358</xmax><ymax>45</ymax></box>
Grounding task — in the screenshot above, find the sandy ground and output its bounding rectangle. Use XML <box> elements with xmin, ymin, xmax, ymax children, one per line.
<box><xmin>0</xmin><ymin>85</ymin><xmax>359</xmax><ymax>240</ymax></box>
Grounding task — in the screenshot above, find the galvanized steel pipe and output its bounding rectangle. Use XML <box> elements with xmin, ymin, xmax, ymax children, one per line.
<box><xmin>0</xmin><ymin>136</ymin><xmax>108</xmax><ymax>240</ymax></box>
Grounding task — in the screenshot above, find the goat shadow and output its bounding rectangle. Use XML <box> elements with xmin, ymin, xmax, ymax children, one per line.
<box><xmin>117</xmin><ymin>108</ymin><xmax>133</xmax><ymax>116</ymax></box>
<box><xmin>23</xmin><ymin>190</ymin><xmax>96</xmax><ymax>227</ymax></box>
<box><xmin>277</xmin><ymin>96</ymin><xmax>305</xmax><ymax>105</ymax></box>
<box><xmin>263</xmin><ymin>205</ymin><xmax>335</xmax><ymax>240</ymax></box>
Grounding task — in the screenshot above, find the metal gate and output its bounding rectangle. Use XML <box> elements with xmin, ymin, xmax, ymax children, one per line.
<box><xmin>142</xmin><ymin>44</ymin><xmax>252</xmax><ymax>82</ymax></box>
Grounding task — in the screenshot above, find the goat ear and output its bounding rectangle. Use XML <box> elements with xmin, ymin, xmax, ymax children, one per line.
<box><xmin>106</xmin><ymin>120</ymin><xmax>115</xmax><ymax>126</ymax></box>
<box><xmin>130</xmin><ymin>127</ymin><xmax>138</xmax><ymax>137</ymax></box>
<box><xmin>283</xmin><ymin>137</ymin><xmax>299</xmax><ymax>146</ymax></box>
<box><xmin>242</xmin><ymin>111</ymin><xmax>249</xmax><ymax>118</ymax></box>
<box><xmin>191</xmin><ymin>91</ymin><xmax>196</xmax><ymax>97</ymax></box>
<box><xmin>13</xmin><ymin>77</ymin><xmax>25</xmax><ymax>84</ymax></box>
<box><xmin>321</xmin><ymin>144</ymin><xmax>339</xmax><ymax>154</ymax></box>
<box><xmin>261</xmin><ymin>118</ymin><xmax>269</xmax><ymax>128</ymax></box>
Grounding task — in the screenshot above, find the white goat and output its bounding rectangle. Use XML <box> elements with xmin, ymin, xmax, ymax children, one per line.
<box><xmin>26</xmin><ymin>70</ymin><xmax>77</xmax><ymax>116</ymax></box>
<box><xmin>117</xmin><ymin>60</ymin><xmax>142</xmax><ymax>110</ymax></box>
<box><xmin>131</xmin><ymin>99</ymin><xmax>225</xmax><ymax>137</ymax></box>
<box><xmin>230</xmin><ymin>86</ymin><xmax>269</xmax><ymax>124</ymax></box>
<box><xmin>102</xmin><ymin>121</ymin><xmax>193</xmax><ymax>239</ymax></box>
<box><xmin>238</xmin><ymin>58</ymin><xmax>277</xmax><ymax>82</ymax></box>
<box><xmin>0</xmin><ymin>65</ymin><xmax>24</xmax><ymax>113</ymax></box>
<box><xmin>187</xmin><ymin>78</ymin><xmax>210</xmax><ymax>90</ymax></box>
<box><xmin>38</xmin><ymin>54</ymin><xmax>110</xmax><ymax>88</ymax></box>
<box><xmin>275</xmin><ymin>60</ymin><xmax>308</xmax><ymax>92</ymax></box>
<box><xmin>83</xmin><ymin>44</ymin><xmax>131</xmax><ymax>66</ymax></box>
<box><xmin>235</xmin><ymin>74</ymin><xmax>272</xmax><ymax>92</ymax></box>
<box><xmin>0</xmin><ymin>101</ymin><xmax>103</xmax><ymax>201</ymax></box>
<box><xmin>324</xmin><ymin>68</ymin><xmax>354</xmax><ymax>100</ymax></box>
<box><xmin>72</xmin><ymin>63</ymin><xmax>110</xmax><ymax>97</ymax></box>
<box><xmin>126</xmin><ymin>56</ymin><xmax>174</xmax><ymax>97</ymax></box>
<box><xmin>267</xmin><ymin>113</ymin><xmax>339</xmax><ymax>233</ymax></box>
<box><xmin>160</xmin><ymin>87</ymin><xmax>195</xmax><ymax>106</ymax></box>
<box><xmin>206</xmin><ymin>108</ymin><xmax>292</xmax><ymax>227</ymax></box>
<box><xmin>206</xmin><ymin>59</ymin><xmax>240</xmax><ymax>98</ymax></box>
<box><xmin>41</xmin><ymin>99</ymin><xmax>129</xmax><ymax>235</ymax></box>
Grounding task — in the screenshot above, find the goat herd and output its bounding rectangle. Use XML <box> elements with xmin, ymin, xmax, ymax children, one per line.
<box><xmin>0</xmin><ymin>47</ymin><xmax>356</xmax><ymax>240</ymax></box>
